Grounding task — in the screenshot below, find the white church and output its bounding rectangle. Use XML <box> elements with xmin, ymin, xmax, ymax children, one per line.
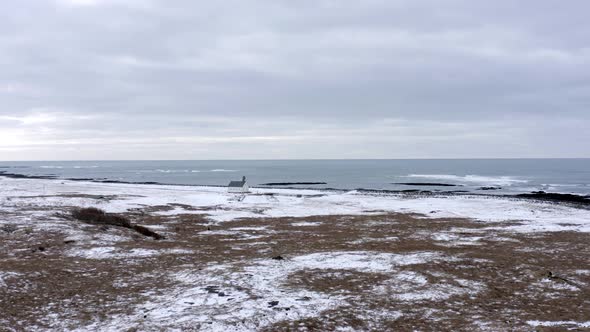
<box><xmin>227</xmin><ymin>176</ymin><xmax>249</xmax><ymax>193</ymax></box>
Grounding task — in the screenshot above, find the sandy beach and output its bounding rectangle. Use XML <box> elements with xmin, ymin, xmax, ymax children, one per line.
<box><xmin>1</xmin><ymin>177</ymin><xmax>589</xmax><ymax>331</ymax></box>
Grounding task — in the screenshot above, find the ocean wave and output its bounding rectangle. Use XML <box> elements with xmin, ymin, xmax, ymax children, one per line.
<box><xmin>40</xmin><ymin>165</ymin><xmax>99</xmax><ymax>169</ymax></box>
<box><xmin>154</xmin><ymin>169</ymin><xmax>237</xmax><ymax>173</ymax></box>
<box><xmin>155</xmin><ymin>169</ymin><xmax>191</xmax><ymax>173</ymax></box>
<box><xmin>542</xmin><ymin>183</ymin><xmax>582</xmax><ymax>187</ymax></box>
<box><xmin>404</xmin><ymin>174</ymin><xmax>528</xmax><ymax>186</ymax></box>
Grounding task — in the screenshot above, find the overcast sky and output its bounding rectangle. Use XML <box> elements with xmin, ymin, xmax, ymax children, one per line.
<box><xmin>1</xmin><ymin>0</ymin><xmax>589</xmax><ymax>160</ymax></box>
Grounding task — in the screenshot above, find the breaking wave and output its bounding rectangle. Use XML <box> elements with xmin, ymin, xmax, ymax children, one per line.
<box><xmin>39</xmin><ymin>165</ymin><xmax>100</xmax><ymax>169</ymax></box>
<box><xmin>155</xmin><ymin>169</ymin><xmax>192</xmax><ymax>173</ymax></box>
<box><xmin>40</xmin><ymin>165</ymin><xmax>99</xmax><ymax>169</ymax></box>
<box><xmin>153</xmin><ymin>169</ymin><xmax>237</xmax><ymax>173</ymax></box>
<box><xmin>404</xmin><ymin>174</ymin><xmax>528</xmax><ymax>186</ymax></box>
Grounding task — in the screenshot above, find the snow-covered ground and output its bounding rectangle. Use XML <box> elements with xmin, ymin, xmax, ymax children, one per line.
<box><xmin>1</xmin><ymin>177</ymin><xmax>589</xmax><ymax>232</ymax></box>
<box><xmin>1</xmin><ymin>177</ymin><xmax>590</xmax><ymax>331</ymax></box>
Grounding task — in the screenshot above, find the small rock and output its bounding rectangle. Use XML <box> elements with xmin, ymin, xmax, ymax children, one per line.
<box><xmin>479</xmin><ymin>186</ymin><xmax>502</xmax><ymax>191</ymax></box>
<box><xmin>1</xmin><ymin>224</ymin><xmax>17</xmax><ymax>234</ymax></box>
<box><xmin>205</xmin><ymin>285</ymin><xmax>220</xmax><ymax>294</ymax></box>
<box><xmin>268</xmin><ymin>301</ymin><xmax>279</xmax><ymax>307</ymax></box>
<box><xmin>271</xmin><ymin>255</ymin><xmax>284</xmax><ymax>260</ymax></box>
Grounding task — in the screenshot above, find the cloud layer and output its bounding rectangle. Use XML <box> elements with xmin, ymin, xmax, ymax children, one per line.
<box><xmin>1</xmin><ymin>0</ymin><xmax>589</xmax><ymax>160</ymax></box>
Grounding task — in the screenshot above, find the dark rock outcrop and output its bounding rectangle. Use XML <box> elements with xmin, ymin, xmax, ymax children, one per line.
<box><xmin>516</xmin><ymin>191</ymin><xmax>590</xmax><ymax>205</ymax></box>
<box><xmin>393</xmin><ymin>182</ymin><xmax>458</xmax><ymax>187</ymax></box>
<box><xmin>479</xmin><ymin>186</ymin><xmax>502</xmax><ymax>191</ymax></box>
<box><xmin>261</xmin><ymin>182</ymin><xmax>327</xmax><ymax>186</ymax></box>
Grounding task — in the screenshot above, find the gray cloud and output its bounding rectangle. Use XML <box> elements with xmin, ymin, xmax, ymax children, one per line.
<box><xmin>1</xmin><ymin>0</ymin><xmax>589</xmax><ymax>160</ymax></box>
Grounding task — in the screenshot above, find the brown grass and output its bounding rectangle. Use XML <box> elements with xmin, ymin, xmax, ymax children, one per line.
<box><xmin>72</xmin><ymin>207</ymin><xmax>131</xmax><ymax>227</ymax></box>
<box><xmin>1</xmin><ymin>203</ymin><xmax>589</xmax><ymax>331</ymax></box>
<box><xmin>71</xmin><ymin>207</ymin><xmax>164</xmax><ymax>239</ymax></box>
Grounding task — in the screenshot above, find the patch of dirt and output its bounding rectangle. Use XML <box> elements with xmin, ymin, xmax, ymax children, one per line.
<box><xmin>1</xmin><ymin>205</ymin><xmax>589</xmax><ymax>331</ymax></box>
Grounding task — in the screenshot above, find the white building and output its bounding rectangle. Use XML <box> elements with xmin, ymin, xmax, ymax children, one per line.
<box><xmin>228</xmin><ymin>176</ymin><xmax>249</xmax><ymax>193</ymax></box>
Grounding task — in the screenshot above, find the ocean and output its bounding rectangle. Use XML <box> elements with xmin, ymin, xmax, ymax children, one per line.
<box><xmin>1</xmin><ymin>159</ymin><xmax>589</xmax><ymax>195</ymax></box>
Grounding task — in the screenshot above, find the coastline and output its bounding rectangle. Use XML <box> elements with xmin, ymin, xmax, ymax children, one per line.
<box><xmin>2</xmin><ymin>170</ymin><xmax>589</xmax><ymax>207</ymax></box>
<box><xmin>1</xmin><ymin>177</ymin><xmax>590</xmax><ymax>331</ymax></box>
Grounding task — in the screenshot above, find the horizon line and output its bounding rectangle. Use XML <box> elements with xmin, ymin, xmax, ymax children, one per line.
<box><xmin>1</xmin><ymin>157</ymin><xmax>590</xmax><ymax>162</ymax></box>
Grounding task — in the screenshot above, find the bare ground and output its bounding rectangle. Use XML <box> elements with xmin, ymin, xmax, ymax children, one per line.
<box><xmin>1</xmin><ymin>197</ymin><xmax>589</xmax><ymax>331</ymax></box>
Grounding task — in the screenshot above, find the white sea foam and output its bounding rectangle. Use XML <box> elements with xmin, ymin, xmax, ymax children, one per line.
<box><xmin>40</xmin><ymin>165</ymin><xmax>99</xmax><ymax>169</ymax></box>
<box><xmin>404</xmin><ymin>174</ymin><xmax>528</xmax><ymax>186</ymax></box>
<box><xmin>40</xmin><ymin>165</ymin><xmax>64</xmax><ymax>169</ymax></box>
<box><xmin>151</xmin><ymin>168</ymin><xmax>237</xmax><ymax>173</ymax></box>
<box><xmin>156</xmin><ymin>169</ymin><xmax>191</xmax><ymax>173</ymax></box>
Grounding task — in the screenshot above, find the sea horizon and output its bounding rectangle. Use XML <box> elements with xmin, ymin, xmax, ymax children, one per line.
<box><xmin>2</xmin><ymin>157</ymin><xmax>590</xmax><ymax>162</ymax></box>
<box><xmin>3</xmin><ymin>159</ymin><xmax>590</xmax><ymax>196</ymax></box>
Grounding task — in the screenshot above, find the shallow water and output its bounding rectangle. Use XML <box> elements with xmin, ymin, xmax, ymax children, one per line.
<box><xmin>1</xmin><ymin>159</ymin><xmax>589</xmax><ymax>195</ymax></box>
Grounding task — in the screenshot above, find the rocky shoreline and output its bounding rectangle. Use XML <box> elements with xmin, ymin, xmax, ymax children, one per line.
<box><xmin>1</xmin><ymin>170</ymin><xmax>589</xmax><ymax>207</ymax></box>
<box><xmin>260</xmin><ymin>182</ymin><xmax>328</xmax><ymax>186</ymax></box>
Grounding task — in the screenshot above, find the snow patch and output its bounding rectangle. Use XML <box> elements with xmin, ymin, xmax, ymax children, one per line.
<box><xmin>374</xmin><ymin>272</ymin><xmax>484</xmax><ymax>302</ymax></box>
<box><xmin>1</xmin><ymin>178</ymin><xmax>589</xmax><ymax>233</ymax></box>
<box><xmin>0</xmin><ymin>272</ymin><xmax>20</xmax><ymax>287</ymax></box>
<box><xmin>432</xmin><ymin>233</ymin><xmax>483</xmax><ymax>246</ymax></box>
<box><xmin>67</xmin><ymin>247</ymin><xmax>193</xmax><ymax>259</ymax></box>
<box><xmin>527</xmin><ymin>320</ymin><xmax>590</xmax><ymax>328</ymax></box>
<box><xmin>76</xmin><ymin>251</ymin><xmax>448</xmax><ymax>331</ymax></box>
<box><xmin>291</xmin><ymin>221</ymin><xmax>322</xmax><ymax>227</ymax></box>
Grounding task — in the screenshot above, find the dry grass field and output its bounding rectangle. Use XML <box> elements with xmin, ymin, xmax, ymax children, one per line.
<box><xmin>1</xmin><ymin>194</ymin><xmax>589</xmax><ymax>331</ymax></box>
